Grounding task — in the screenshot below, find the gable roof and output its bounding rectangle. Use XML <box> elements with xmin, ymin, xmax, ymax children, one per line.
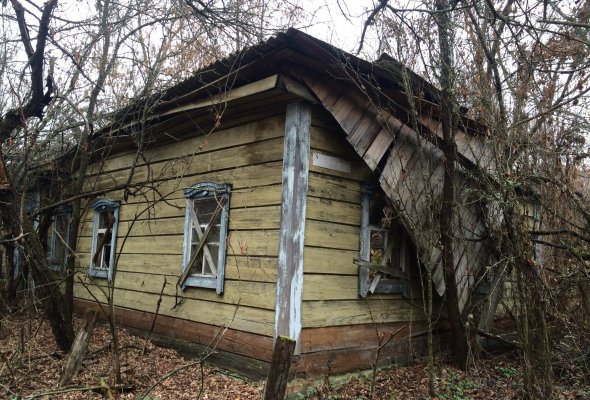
<box><xmin>109</xmin><ymin>28</ymin><xmax>484</xmax><ymax>132</ymax></box>
<box><xmin>99</xmin><ymin>28</ymin><xmax>496</xmax><ymax>312</ymax></box>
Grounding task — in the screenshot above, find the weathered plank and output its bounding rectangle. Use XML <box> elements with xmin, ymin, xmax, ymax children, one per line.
<box><xmin>162</xmin><ymin>75</ymin><xmax>280</xmax><ymax>116</ymax></box>
<box><xmin>77</xmin><ymin>272</ymin><xmax>276</xmax><ymax>310</ymax></box>
<box><xmin>88</xmin><ymin>115</ymin><xmax>285</xmax><ymax>176</ymax></box>
<box><xmin>300</xmin><ymin>321</ymin><xmax>426</xmax><ymax>353</ymax></box>
<box><xmin>231</xmin><ymin>185</ymin><xmax>283</xmax><ymax>208</ymax></box>
<box><xmin>82</xmin><ymin>161</ymin><xmax>284</xmax><ymax>205</ymax></box>
<box><xmin>74</xmin><ymin>286</ymin><xmax>275</xmax><ymax>336</ymax></box>
<box><xmin>304</xmin><ymin>220</ymin><xmax>359</xmax><ymax>251</ymax></box>
<box><xmin>99</xmin><ymin>253</ymin><xmax>276</xmax><ymax>283</ymax></box>
<box><xmin>86</xmin><ymin>136</ymin><xmax>285</xmax><ymax>191</ymax></box>
<box><xmin>307</xmin><ymin>172</ymin><xmax>362</xmax><ymax>204</ymax></box>
<box><xmin>305</xmin><ymin>197</ymin><xmax>361</xmax><ymax>226</ymax></box>
<box><xmin>224</xmin><ymin>256</ymin><xmax>278</xmax><ymax>283</ymax></box>
<box><xmin>309</xmin><ymin>151</ymin><xmax>370</xmax><ymax>181</ymax></box>
<box><xmin>303</xmin><ymin>247</ymin><xmax>358</xmax><ymax>275</ymax></box>
<box><xmin>59</xmin><ymin>309</ymin><xmax>98</xmax><ymax>386</ymax></box>
<box><xmin>112</xmin><ymin>206</ymin><xmax>282</xmax><ymax>237</ymax></box>
<box><xmin>363</xmin><ymin>128</ymin><xmax>395</xmax><ymax>170</ymax></box>
<box><xmin>302</xmin><ymin>275</ymin><xmax>399</xmax><ymax>301</ymax></box>
<box><xmin>311</xmin><ymin>125</ymin><xmax>358</xmax><ymax>159</ymax></box>
<box><xmin>77</xmin><ymin>229</ymin><xmax>279</xmax><ymax>256</ymax></box>
<box><xmin>84</xmin><ymin>185</ymin><xmax>283</xmax><ymax>225</ymax></box>
<box><xmin>73</xmin><ymin>298</ymin><xmax>274</xmax><ymax>362</ymax></box>
<box><xmin>263</xmin><ymin>336</ymin><xmax>296</xmax><ymax>400</ymax></box>
<box><xmin>302</xmin><ymin>299</ymin><xmax>424</xmax><ymax>328</ymax></box>
<box><xmin>275</xmin><ymin>102</ymin><xmax>311</xmax><ymax>354</ymax></box>
<box><xmin>103</xmin><ymin>253</ymin><xmax>183</xmax><ymax>275</ymax></box>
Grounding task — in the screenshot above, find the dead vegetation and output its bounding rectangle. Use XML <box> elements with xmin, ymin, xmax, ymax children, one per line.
<box><xmin>1</xmin><ymin>311</ymin><xmax>588</xmax><ymax>400</ymax></box>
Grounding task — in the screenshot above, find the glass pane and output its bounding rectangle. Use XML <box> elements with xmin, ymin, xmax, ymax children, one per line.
<box><xmin>191</xmin><ymin>244</ymin><xmax>199</xmax><ymax>257</ymax></box>
<box><xmin>203</xmin><ymin>258</ymin><xmax>212</xmax><ymax>275</ymax></box>
<box><xmin>191</xmin><ymin>227</ymin><xmax>200</xmax><ymax>242</ymax></box>
<box><xmin>190</xmin><ymin>245</ymin><xmax>204</xmax><ymax>275</ymax></box>
<box><xmin>97</xmin><ymin>232</ymin><xmax>104</xmax><ymax>247</ymax></box>
<box><xmin>208</xmin><ymin>226</ymin><xmax>221</xmax><ymax>244</ymax></box>
<box><xmin>103</xmin><ymin>244</ymin><xmax>111</xmax><ymax>269</ymax></box>
<box><xmin>194</xmin><ymin>197</ymin><xmax>219</xmax><ymax>220</ymax></box>
<box><xmin>187</xmin><ymin>195</ymin><xmax>223</xmax><ymax>278</ymax></box>
<box><xmin>98</xmin><ymin>211</ymin><xmax>113</xmax><ymax>229</ymax></box>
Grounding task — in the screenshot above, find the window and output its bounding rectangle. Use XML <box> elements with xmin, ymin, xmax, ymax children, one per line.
<box><xmin>13</xmin><ymin>191</ymin><xmax>40</xmax><ymax>275</ymax></box>
<box><xmin>179</xmin><ymin>182</ymin><xmax>231</xmax><ymax>293</ymax></box>
<box><xmin>359</xmin><ymin>186</ymin><xmax>408</xmax><ymax>297</ymax></box>
<box><xmin>89</xmin><ymin>199</ymin><xmax>119</xmax><ymax>280</ymax></box>
<box><xmin>47</xmin><ymin>207</ymin><xmax>71</xmax><ymax>272</ymax></box>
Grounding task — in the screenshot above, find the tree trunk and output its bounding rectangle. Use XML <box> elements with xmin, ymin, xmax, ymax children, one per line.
<box><xmin>435</xmin><ymin>0</ymin><xmax>468</xmax><ymax>370</ymax></box>
<box><xmin>0</xmin><ymin>188</ymin><xmax>74</xmax><ymax>351</ymax></box>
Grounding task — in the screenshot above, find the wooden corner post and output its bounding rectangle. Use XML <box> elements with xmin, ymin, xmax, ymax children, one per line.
<box><xmin>264</xmin><ymin>336</ymin><xmax>296</xmax><ymax>400</ymax></box>
<box><xmin>275</xmin><ymin>101</ymin><xmax>311</xmax><ymax>355</ymax></box>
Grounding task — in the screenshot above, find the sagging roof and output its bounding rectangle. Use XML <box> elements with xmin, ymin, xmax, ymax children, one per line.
<box><xmin>107</xmin><ymin>28</ymin><xmax>457</xmax><ymax>131</ymax></box>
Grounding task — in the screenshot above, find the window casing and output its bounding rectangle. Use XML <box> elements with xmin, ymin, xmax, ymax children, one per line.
<box><xmin>47</xmin><ymin>207</ymin><xmax>71</xmax><ymax>272</ymax></box>
<box><xmin>89</xmin><ymin>199</ymin><xmax>119</xmax><ymax>280</ymax></box>
<box><xmin>359</xmin><ymin>186</ymin><xmax>408</xmax><ymax>297</ymax></box>
<box><xmin>180</xmin><ymin>182</ymin><xmax>231</xmax><ymax>293</ymax></box>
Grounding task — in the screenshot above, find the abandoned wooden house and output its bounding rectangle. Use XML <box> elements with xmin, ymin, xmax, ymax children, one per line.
<box><xmin>66</xmin><ymin>28</ymin><xmax>496</xmax><ymax>378</ymax></box>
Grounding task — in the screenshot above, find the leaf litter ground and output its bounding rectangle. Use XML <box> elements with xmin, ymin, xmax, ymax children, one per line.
<box><xmin>0</xmin><ymin>312</ymin><xmax>587</xmax><ymax>399</ymax></box>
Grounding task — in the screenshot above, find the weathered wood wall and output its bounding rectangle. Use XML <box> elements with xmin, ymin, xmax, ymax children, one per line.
<box><xmin>74</xmin><ymin>113</ymin><xmax>288</xmax><ymax>361</ymax></box>
<box><xmin>298</xmin><ymin>107</ymin><xmax>427</xmax><ymax>375</ymax></box>
<box><xmin>302</xmin><ymin>73</ymin><xmax>493</xmax><ymax>313</ymax></box>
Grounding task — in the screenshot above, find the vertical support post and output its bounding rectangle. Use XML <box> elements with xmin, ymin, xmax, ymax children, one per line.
<box><xmin>275</xmin><ymin>102</ymin><xmax>311</xmax><ymax>355</ymax></box>
<box><xmin>263</xmin><ymin>336</ymin><xmax>296</xmax><ymax>400</ymax></box>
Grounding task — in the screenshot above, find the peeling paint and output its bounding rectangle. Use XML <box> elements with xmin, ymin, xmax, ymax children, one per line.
<box><xmin>274</xmin><ymin>102</ymin><xmax>311</xmax><ymax>355</ymax></box>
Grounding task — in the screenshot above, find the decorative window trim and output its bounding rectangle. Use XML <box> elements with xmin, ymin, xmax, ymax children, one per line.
<box><xmin>358</xmin><ymin>185</ymin><xmax>407</xmax><ymax>297</ymax></box>
<box><xmin>47</xmin><ymin>206</ymin><xmax>72</xmax><ymax>272</ymax></box>
<box><xmin>179</xmin><ymin>182</ymin><xmax>231</xmax><ymax>294</ymax></box>
<box><xmin>89</xmin><ymin>199</ymin><xmax>119</xmax><ymax>280</ymax></box>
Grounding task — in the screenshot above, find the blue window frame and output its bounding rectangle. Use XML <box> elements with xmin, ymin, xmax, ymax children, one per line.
<box><xmin>180</xmin><ymin>182</ymin><xmax>231</xmax><ymax>294</ymax></box>
<box><xmin>47</xmin><ymin>207</ymin><xmax>72</xmax><ymax>272</ymax></box>
<box><xmin>89</xmin><ymin>199</ymin><xmax>119</xmax><ymax>280</ymax></box>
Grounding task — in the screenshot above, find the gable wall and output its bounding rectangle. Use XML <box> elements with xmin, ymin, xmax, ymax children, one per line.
<box><xmin>296</xmin><ymin>107</ymin><xmax>428</xmax><ymax>376</ymax></box>
<box><xmin>74</xmin><ymin>111</ymin><xmax>288</xmax><ymax>362</ymax></box>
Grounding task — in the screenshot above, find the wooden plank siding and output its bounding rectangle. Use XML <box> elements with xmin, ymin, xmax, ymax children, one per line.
<box><xmin>303</xmin><ymin>74</ymin><xmax>492</xmax><ymax>313</ymax></box>
<box><xmin>301</xmin><ymin>108</ymin><xmax>427</xmax><ymax>352</ymax></box>
<box><xmin>74</xmin><ymin>114</ymin><xmax>288</xmax><ymax>343</ymax></box>
<box><xmin>74</xmin><ymin>298</ymin><xmax>274</xmax><ymax>364</ymax></box>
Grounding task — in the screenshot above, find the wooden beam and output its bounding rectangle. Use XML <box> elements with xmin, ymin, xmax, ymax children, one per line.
<box><xmin>275</xmin><ymin>102</ymin><xmax>311</xmax><ymax>355</ymax></box>
<box><xmin>263</xmin><ymin>336</ymin><xmax>296</xmax><ymax>400</ymax></box>
<box><xmin>160</xmin><ymin>75</ymin><xmax>279</xmax><ymax>117</ymax></box>
<box><xmin>276</xmin><ymin>75</ymin><xmax>319</xmax><ymax>104</ymax></box>
<box><xmin>59</xmin><ymin>309</ymin><xmax>98</xmax><ymax>386</ymax></box>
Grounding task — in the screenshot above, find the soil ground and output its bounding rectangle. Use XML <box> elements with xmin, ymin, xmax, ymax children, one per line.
<box><xmin>0</xmin><ymin>312</ymin><xmax>588</xmax><ymax>399</ymax></box>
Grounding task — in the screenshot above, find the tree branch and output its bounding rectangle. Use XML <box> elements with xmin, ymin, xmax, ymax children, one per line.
<box><xmin>0</xmin><ymin>0</ymin><xmax>58</xmax><ymax>141</ymax></box>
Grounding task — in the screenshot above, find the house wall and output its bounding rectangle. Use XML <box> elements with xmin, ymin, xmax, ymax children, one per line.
<box><xmin>295</xmin><ymin>107</ymin><xmax>428</xmax><ymax>377</ymax></box>
<box><xmin>74</xmin><ymin>112</ymin><xmax>288</xmax><ymax>362</ymax></box>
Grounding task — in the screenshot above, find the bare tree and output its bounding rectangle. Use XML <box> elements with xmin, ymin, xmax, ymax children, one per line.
<box><xmin>354</xmin><ymin>0</ymin><xmax>590</xmax><ymax>396</ymax></box>
<box><xmin>0</xmin><ymin>0</ymin><xmax>74</xmax><ymax>351</ymax></box>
